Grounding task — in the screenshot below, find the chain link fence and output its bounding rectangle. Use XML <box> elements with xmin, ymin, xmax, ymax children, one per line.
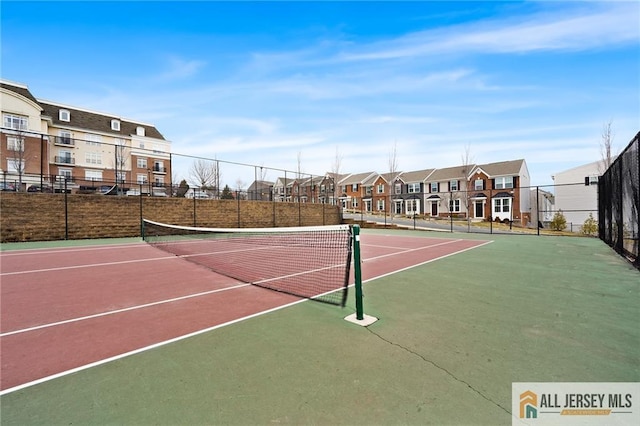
<box><xmin>598</xmin><ymin>131</ymin><xmax>639</xmax><ymax>268</ymax></box>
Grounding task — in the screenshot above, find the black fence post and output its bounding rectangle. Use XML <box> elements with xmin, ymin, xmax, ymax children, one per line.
<box><xmin>193</xmin><ymin>189</ymin><xmax>197</xmax><ymax>227</ymax></box>
<box><xmin>64</xmin><ymin>179</ymin><xmax>69</xmax><ymax>240</ymax></box>
<box><xmin>139</xmin><ymin>183</ymin><xmax>144</xmax><ymax>237</ymax></box>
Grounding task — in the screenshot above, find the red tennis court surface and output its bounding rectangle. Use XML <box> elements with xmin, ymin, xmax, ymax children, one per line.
<box><xmin>0</xmin><ymin>233</ymin><xmax>489</xmax><ymax>394</ymax></box>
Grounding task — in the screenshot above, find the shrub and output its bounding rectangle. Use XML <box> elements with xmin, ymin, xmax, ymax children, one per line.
<box><xmin>581</xmin><ymin>213</ymin><xmax>598</xmax><ymax>236</ymax></box>
<box><xmin>550</xmin><ymin>211</ymin><xmax>567</xmax><ymax>231</ymax></box>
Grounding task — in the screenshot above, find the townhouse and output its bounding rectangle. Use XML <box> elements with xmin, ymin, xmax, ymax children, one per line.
<box><xmin>391</xmin><ymin>169</ymin><xmax>435</xmax><ymax>216</ymax></box>
<box><xmin>1</xmin><ymin>80</ymin><xmax>171</xmax><ymax>194</ymax></box>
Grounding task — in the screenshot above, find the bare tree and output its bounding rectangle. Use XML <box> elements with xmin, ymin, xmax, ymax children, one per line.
<box><xmin>190</xmin><ymin>158</ymin><xmax>219</xmax><ymax>191</ymax></box>
<box><xmin>388</xmin><ymin>141</ymin><xmax>399</xmax><ymax>217</ymax></box>
<box><xmin>330</xmin><ymin>146</ymin><xmax>343</xmax><ymax>205</ymax></box>
<box><xmin>388</xmin><ymin>141</ymin><xmax>398</xmax><ymax>176</ymax></box>
<box><xmin>112</xmin><ymin>142</ymin><xmax>128</xmax><ymax>194</ymax></box>
<box><xmin>460</xmin><ymin>143</ymin><xmax>475</xmax><ymax>229</ymax></box>
<box><xmin>296</xmin><ymin>151</ymin><xmax>303</xmax><ymax>179</ymax></box>
<box><xmin>599</xmin><ymin>120</ymin><xmax>615</xmax><ymax>174</ymax></box>
<box><xmin>6</xmin><ymin>131</ymin><xmax>33</xmax><ymax>191</ymax></box>
<box><xmin>235</xmin><ymin>178</ymin><xmax>246</xmax><ymax>200</ymax></box>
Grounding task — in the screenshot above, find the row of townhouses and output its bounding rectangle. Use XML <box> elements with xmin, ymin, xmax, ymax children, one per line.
<box><xmin>1</xmin><ymin>80</ymin><xmax>172</xmax><ymax>195</ymax></box>
<box><xmin>249</xmin><ymin>159</ymin><xmax>533</xmax><ymax>225</ymax></box>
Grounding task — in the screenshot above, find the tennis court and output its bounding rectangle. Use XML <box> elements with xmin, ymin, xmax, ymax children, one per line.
<box><xmin>1</xmin><ymin>227</ymin><xmax>638</xmax><ymax>425</ymax></box>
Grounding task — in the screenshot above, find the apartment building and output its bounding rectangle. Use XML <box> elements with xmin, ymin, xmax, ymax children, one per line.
<box><xmin>1</xmin><ymin>80</ymin><xmax>171</xmax><ymax>194</ymax></box>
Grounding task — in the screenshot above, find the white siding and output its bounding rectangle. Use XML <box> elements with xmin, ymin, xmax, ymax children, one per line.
<box><xmin>552</xmin><ymin>160</ymin><xmax>604</xmax><ymax>228</ymax></box>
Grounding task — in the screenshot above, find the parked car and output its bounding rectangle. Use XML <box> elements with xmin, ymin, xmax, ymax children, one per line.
<box><xmin>126</xmin><ymin>189</ymin><xmax>141</xmax><ymax>196</ymax></box>
<box><xmin>27</xmin><ymin>184</ymin><xmax>53</xmax><ymax>193</ymax></box>
<box><xmin>0</xmin><ymin>182</ymin><xmax>16</xmax><ymax>191</ymax></box>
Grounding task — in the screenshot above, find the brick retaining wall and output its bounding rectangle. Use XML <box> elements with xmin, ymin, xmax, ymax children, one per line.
<box><xmin>0</xmin><ymin>193</ymin><xmax>342</xmax><ymax>243</ymax></box>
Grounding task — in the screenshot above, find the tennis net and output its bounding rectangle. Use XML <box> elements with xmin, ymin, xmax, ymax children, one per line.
<box><xmin>142</xmin><ymin>219</ymin><xmax>353</xmax><ymax>306</ymax></box>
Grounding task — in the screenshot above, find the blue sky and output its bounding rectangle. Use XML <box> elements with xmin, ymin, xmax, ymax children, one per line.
<box><xmin>2</xmin><ymin>1</ymin><xmax>639</xmax><ymax>188</ymax></box>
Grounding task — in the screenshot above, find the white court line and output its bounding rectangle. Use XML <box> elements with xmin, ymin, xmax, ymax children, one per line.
<box><xmin>1</xmin><ymin>255</ymin><xmax>347</xmax><ymax>336</ymax></box>
<box><xmin>0</xmin><ymin>242</ymin><xmax>146</xmax><ymax>256</ymax></box>
<box><xmin>0</xmin><ymin>283</ymin><xmax>251</xmax><ymax>337</ymax></box>
<box><xmin>0</xmin><ymin>296</ymin><xmax>311</xmax><ymax>397</ymax></box>
<box><xmin>0</xmin><ymin>255</ymin><xmax>179</xmax><ymax>276</ymax></box>
<box><xmin>1</xmin><ymin>245</ymin><xmax>271</xmax><ymax>277</ymax></box>
<box><xmin>362</xmin><ymin>239</ymin><xmax>494</xmax><ymax>281</ymax></box>
<box><xmin>363</xmin><ymin>239</ymin><xmax>465</xmax><ymax>261</ymax></box>
<box><xmin>0</xmin><ymin>237</ymin><xmax>493</xmax><ymax>396</ymax></box>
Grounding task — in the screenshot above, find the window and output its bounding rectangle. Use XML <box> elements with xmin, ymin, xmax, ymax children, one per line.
<box><xmin>395</xmin><ymin>183</ymin><xmax>402</xmax><ymax>194</ymax></box>
<box><xmin>6</xmin><ymin>158</ymin><xmax>24</xmax><ymax>173</ymax></box>
<box><xmin>153</xmin><ymin>161</ymin><xmax>164</xmax><ymax>172</ymax></box>
<box><xmin>449</xmin><ymin>199</ymin><xmax>461</xmax><ymax>212</ymax></box>
<box><xmin>111</xmin><ymin>119</ymin><xmax>120</xmax><ymax>131</ymax></box>
<box><xmin>59</xmin><ymin>109</ymin><xmax>70</xmax><ymax>122</ymax></box>
<box><xmin>59</xmin><ymin>169</ymin><xmax>73</xmax><ymax>181</ymax></box>
<box><xmin>352</xmin><ymin>184</ymin><xmax>358</xmax><ymax>192</ymax></box>
<box><xmin>474</xmin><ymin>179</ymin><xmax>484</xmax><ymax>190</ymax></box>
<box><xmin>85</xmin><ymin>152</ymin><xmax>102</xmax><ymax>165</ymax></box>
<box><xmin>586</xmin><ymin>175</ymin><xmax>599</xmax><ymax>186</ymax></box>
<box><xmin>377</xmin><ymin>199</ymin><xmax>385</xmax><ymax>211</ymax></box>
<box><xmin>117</xmin><ymin>171</ymin><xmax>126</xmax><ymax>183</ymax></box>
<box><xmin>406</xmin><ymin>199</ymin><xmax>419</xmax><ymax>214</ymax></box>
<box><xmin>408</xmin><ymin>183</ymin><xmax>420</xmax><ymax>193</ymax></box>
<box><xmin>450</xmin><ymin>180</ymin><xmax>458</xmax><ymax>191</ymax></box>
<box><xmin>495</xmin><ymin>176</ymin><xmax>514</xmax><ymax>189</ymax></box>
<box><xmin>137</xmin><ymin>158</ymin><xmax>147</xmax><ymax>169</ymax></box>
<box><xmin>3</xmin><ymin>114</ymin><xmax>28</xmax><ymax>130</ymax></box>
<box><xmin>136</xmin><ymin>126</ymin><xmax>145</xmax><ymax>136</ymax></box>
<box><xmin>85</xmin><ymin>170</ymin><xmax>103</xmax><ymax>181</ymax></box>
<box><xmin>85</xmin><ymin>133</ymin><xmax>101</xmax><ymax>146</ymax></box>
<box><xmin>352</xmin><ymin>198</ymin><xmax>358</xmax><ymax>208</ymax></box>
<box><xmin>56</xmin><ymin>150</ymin><xmax>73</xmax><ymax>164</ymax></box>
<box><xmin>7</xmin><ymin>137</ymin><xmax>24</xmax><ymax>152</ymax></box>
<box><xmin>494</xmin><ymin>198</ymin><xmax>511</xmax><ymax>213</ymax></box>
<box><xmin>430</xmin><ymin>182</ymin><xmax>438</xmax><ymax>193</ymax></box>
<box><xmin>377</xmin><ymin>184</ymin><xmax>384</xmax><ymax>194</ymax></box>
<box><xmin>365</xmin><ymin>186</ymin><xmax>372</xmax><ymax>195</ymax></box>
<box><xmin>137</xmin><ymin>174</ymin><xmax>148</xmax><ymax>184</ymax></box>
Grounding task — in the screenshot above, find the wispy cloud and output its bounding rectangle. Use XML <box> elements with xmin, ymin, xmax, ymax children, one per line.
<box><xmin>153</xmin><ymin>56</ymin><xmax>207</xmax><ymax>82</ymax></box>
<box><xmin>336</xmin><ymin>2</ymin><xmax>638</xmax><ymax>62</ymax></box>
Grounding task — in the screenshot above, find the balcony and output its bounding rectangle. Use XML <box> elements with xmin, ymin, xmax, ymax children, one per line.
<box><xmin>54</xmin><ymin>136</ymin><xmax>75</xmax><ymax>147</ymax></box>
<box><xmin>152</xmin><ymin>165</ymin><xmax>166</xmax><ymax>174</ymax></box>
<box><xmin>54</xmin><ymin>156</ymin><xmax>75</xmax><ymax>165</ymax></box>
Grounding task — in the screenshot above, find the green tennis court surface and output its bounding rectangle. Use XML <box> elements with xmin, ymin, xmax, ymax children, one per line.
<box><xmin>1</xmin><ymin>229</ymin><xmax>638</xmax><ymax>425</ymax></box>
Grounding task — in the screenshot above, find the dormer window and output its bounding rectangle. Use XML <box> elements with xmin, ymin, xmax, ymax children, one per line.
<box><xmin>136</xmin><ymin>126</ymin><xmax>145</xmax><ymax>136</ymax></box>
<box><xmin>59</xmin><ymin>109</ymin><xmax>70</xmax><ymax>122</ymax></box>
<box><xmin>111</xmin><ymin>119</ymin><xmax>120</xmax><ymax>131</ymax></box>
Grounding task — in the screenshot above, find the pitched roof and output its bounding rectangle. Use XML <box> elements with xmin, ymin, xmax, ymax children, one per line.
<box><xmin>427</xmin><ymin>164</ymin><xmax>473</xmax><ymax>181</ymax></box>
<box><xmin>398</xmin><ymin>168</ymin><xmax>435</xmax><ymax>183</ymax></box>
<box><xmin>38</xmin><ymin>101</ymin><xmax>166</xmax><ymax>140</ymax></box>
<box><xmin>339</xmin><ymin>172</ymin><xmax>376</xmax><ymax>185</ymax></box>
<box><xmin>474</xmin><ymin>159</ymin><xmax>525</xmax><ymax>177</ymax></box>
<box><xmin>1</xmin><ymin>81</ymin><xmax>39</xmax><ymax>105</ymax></box>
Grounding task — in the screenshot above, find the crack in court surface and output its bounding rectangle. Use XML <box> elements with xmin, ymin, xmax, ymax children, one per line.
<box><xmin>364</xmin><ymin>326</ymin><xmax>513</xmax><ymax>418</ymax></box>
